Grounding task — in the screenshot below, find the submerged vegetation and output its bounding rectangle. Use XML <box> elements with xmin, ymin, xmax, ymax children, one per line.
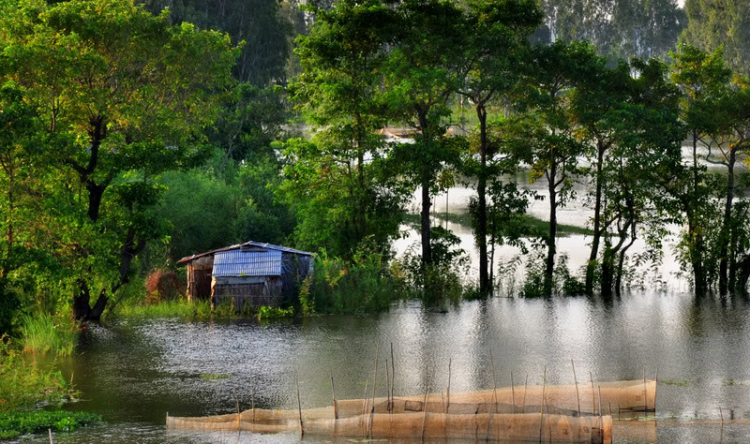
<box><xmin>0</xmin><ymin>411</ymin><xmax>101</xmax><ymax>440</ymax></box>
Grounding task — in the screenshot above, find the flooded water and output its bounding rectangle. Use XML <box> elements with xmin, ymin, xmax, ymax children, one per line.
<box><xmin>13</xmin><ymin>146</ymin><xmax>750</xmax><ymax>443</ymax></box>
<box><xmin>12</xmin><ymin>294</ymin><xmax>750</xmax><ymax>443</ymax></box>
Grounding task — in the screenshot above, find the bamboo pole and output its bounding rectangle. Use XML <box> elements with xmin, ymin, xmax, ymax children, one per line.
<box><xmin>486</xmin><ymin>350</ymin><xmax>498</xmax><ymax>440</ymax></box>
<box><xmin>654</xmin><ymin>366</ymin><xmax>659</xmax><ymax>414</ymax></box>
<box><xmin>571</xmin><ymin>359</ymin><xmax>580</xmax><ymax>415</ymax></box>
<box><xmin>48</xmin><ymin>428</ymin><xmax>53</xmax><ymax>444</ymax></box>
<box><xmin>510</xmin><ymin>371</ymin><xmax>515</xmax><ymax>414</ymax></box>
<box><xmin>539</xmin><ymin>366</ymin><xmax>546</xmax><ymax>444</ymax></box>
<box><xmin>369</xmin><ymin>344</ymin><xmax>380</xmax><ymax>438</ymax></box>
<box><xmin>385</xmin><ymin>359</ymin><xmax>391</xmax><ymax>413</ymax></box>
<box><xmin>590</xmin><ymin>371</ymin><xmax>596</xmax><ymax>415</ymax></box>
<box><xmin>296</xmin><ymin>374</ymin><xmax>304</xmax><ymax>438</ymax></box>
<box><xmin>643</xmin><ymin>367</ymin><xmax>647</xmax><ymax>415</ymax></box>
<box><xmin>391</xmin><ymin>342</ymin><xmax>396</xmax><ymax>401</ymax></box>
<box><xmin>522</xmin><ymin>374</ymin><xmax>528</xmax><ymax>414</ymax></box>
<box><xmin>598</xmin><ymin>385</ymin><xmax>603</xmax><ymax>443</ymax></box>
<box><xmin>447</xmin><ymin>358</ymin><xmax>452</xmax><ymax>414</ymax></box>
<box><xmin>420</xmin><ymin>368</ymin><xmax>432</xmax><ymax>442</ymax></box>
<box><xmin>330</xmin><ymin>371</ymin><xmax>338</xmax><ymax>420</ymax></box>
<box><xmin>251</xmin><ymin>384</ymin><xmax>255</xmax><ymax>431</ymax></box>
<box><xmin>236</xmin><ymin>397</ymin><xmax>241</xmax><ymax>436</ymax></box>
<box><xmin>720</xmin><ymin>406</ymin><xmax>724</xmax><ymax>429</ymax></box>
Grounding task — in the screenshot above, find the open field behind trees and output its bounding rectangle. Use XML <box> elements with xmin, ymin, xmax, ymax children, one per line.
<box><xmin>1</xmin><ymin>0</ymin><xmax>750</xmax><ymax>439</ymax></box>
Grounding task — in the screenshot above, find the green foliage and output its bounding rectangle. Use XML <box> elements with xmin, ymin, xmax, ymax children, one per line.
<box><xmin>309</xmin><ymin>249</ymin><xmax>405</xmax><ymax>314</ymax></box>
<box><xmin>256</xmin><ymin>306</ymin><xmax>294</xmax><ymax>321</ymax></box>
<box><xmin>0</xmin><ymin>411</ymin><xmax>101</xmax><ymax>438</ymax></box>
<box><xmin>521</xmin><ymin>252</ymin><xmax>583</xmax><ymax>297</ymax></box>
<box><xmin>19</xmin><ymin>314</ymin><xmax>77</xmax><ymax>357</ymax></box>
<box><xmin>0</xmin><ymin>0</ymin><xmax>240</xmax><ymax>319</ymax></box>
<box><xmin>681</xmin><ymin>0</ymin><xmax>750</xmax><ymax>76</ymax></box>
<box><xmin>113</xmin><ymin>299</ymin><xmax>214</xmax><ymax>320</ymax></box>
<box><xmin>0</xmin><ymin>338</ymin><xmax>75</xmax><ymax>413</ymax></box>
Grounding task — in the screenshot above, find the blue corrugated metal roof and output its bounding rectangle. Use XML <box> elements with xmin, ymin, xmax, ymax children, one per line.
<box><xmin>212</xmin><ymin>250</ymin><xmax>282</xmax><ymax>277</ymax></box>
<box><xmin>178</xmin><ymin>241</ymin><xmax>312</xmax><ymax>265</ymax></box>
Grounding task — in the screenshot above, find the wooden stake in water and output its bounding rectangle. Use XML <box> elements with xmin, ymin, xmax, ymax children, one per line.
<box><xmin>385</xmin><ymin>359</ymin><xmax>391</xmax><ymax>413</ymax></box>
<box><xmin>296</xmin><ymin>374</ymin><xmax>304</xmax><ymax>438</ymax></box>
<box><xmin>369</xmin><ymin>344</ymin><xmax>380</xmax><ymax>439</ymax></box>
<box><xmin>598</xmin><ymin>385</ymin><xmax>604</xmax><ymax>442</ymax></box>
<box><xmin>330</xmin><ymin>370</ymin><xmax>338</xmax><ymax>420</ymax></box>
<box><xmin>251</xmin><ymin>384</ymin><xmax>256</xmax><ymax>431</ymax></box>
<box><xmin>390</xmin><ymin>342</ymin><xmax>396</xmax><ymax>403</ymax></box>
<box><xmin>539</xmin><ymin>366</ymin><xmax>547</xmax><ymax>444</ymax></box>
<box><xmin>590</xmin><ymin>371</ymin><xmax>596</xmax><ymax>415</ymax></box>
<box><xmin>654</xmin><ymin>366</ymin><xmax>659</xmax><ymax>415</ymax></box>
<box><xmin>48</xmin><ymin>428</ymin><xmax>53</xmax><ymax>444</ymax></box>
<box><xmin>511</xmin><ymin>371</ymin><xmax>515</xmax><ymax>414</ymax></box>
<box><xmin>720</xmin><ymin>406</ymin><xmax>724</xmax><ymax>428</ymax></box>
<box><xmin>236</xmin><ymin>397</ymin><xmax>241</xmax><ymax>435</ymax></box>
<box><xmin>643</xmin><ymin>367</ymin><xmax>648</xmax><ymax>415</ymax></box>
<box><xmin>421</xmin><ymin>369</ymin><xmax>433</xmax><ymax>442</ymax></box>
<box><xmin>522</xmin><ymin>374</ymin><xmax>528</xmax><ymax>414</ymax></box>
<box><xmin>447</xmin><ymin>358</ymin><xmax>452</xmax><ymax>414</ymax></box>
<box><xmin>486</xmin><ymin>350</ymin><xmax>499</xmax><ymax>440</ymax></box>
<box><xmin>571</xmin><ymin>359</ymin><xmax>580</xmax><ymax>415</ymax></box>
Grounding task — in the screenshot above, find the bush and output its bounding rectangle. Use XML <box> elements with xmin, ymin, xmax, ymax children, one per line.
<box><xmin>144</xmin><ymin>269</ymin><xmax>183</xmax><ymax>304</ymax></box>
<box><xmin>310</xmin><ymin>249</ymin><xmax>405</xmax><ymax>314</ymax></box>
<box><xmin>19</xmin><ymin>314</ymin><xmax>78</xmax><ymax>357</ymax></box>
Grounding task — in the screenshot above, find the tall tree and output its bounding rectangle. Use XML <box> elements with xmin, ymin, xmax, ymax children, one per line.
<box><xmin>283</xmin><ymin>0</ymin><xmax>410</xmax><ymax>257</ymax></box>
<box><xmin>512</xmin><ymin>41</ymin><xmax>596</xmax><ymax>295</ymax></box>
<box><xmin>1</xmin><ymin>0</ymin><xmax>238</xmax><ymax>319</ymax></box>
<box><xmin>459</xmin><ymin>0</ymin><xmax>542</xmax><ymax>296</ymax></box>
<box><xmin>681</xmin><ymin>0</ymin><xmax>750</xmax><ymax>76</ymax></box>
<box><xmin>384</xmin><ymin>0</ymin><xmax>466</xmax><ymax>267</ymax></box>
<box><xmin>571</xmin><ymin>56</ymin><xmax>631</xmax><ymax>294</ymax></box>
<box><xmin>669</xmin><ymin>44</ymin><xmax>732</xmax><ymax>295</ymax></box>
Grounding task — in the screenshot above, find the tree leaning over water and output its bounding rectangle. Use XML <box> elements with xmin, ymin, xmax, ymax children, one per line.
<box><xmin>0</xmin><ymin>0</ymin><xmax>238</xmax><ymax>320</ymax></box>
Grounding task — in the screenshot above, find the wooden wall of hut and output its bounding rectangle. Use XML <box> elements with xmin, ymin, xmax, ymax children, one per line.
<box><xmin>186</xmin><ymin>255</ymin><xmax>213</xmax><ymax>301</ymax></box>
<box><xmin>212</xmin><ymin>276</ymin><xmax>283</xmax><ymax>310</ymax></box>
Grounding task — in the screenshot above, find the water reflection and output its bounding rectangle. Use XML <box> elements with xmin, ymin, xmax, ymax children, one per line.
<box><xmin>18</xmin><ymin>294</ymin><xmax>746</xmax><ymax>443</ymax></box>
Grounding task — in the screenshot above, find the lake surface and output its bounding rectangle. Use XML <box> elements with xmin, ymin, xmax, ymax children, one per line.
<box><xmin>13</xmin><ymin>294</ymin><xmax>750</xmax><ymax>443</ymax></box>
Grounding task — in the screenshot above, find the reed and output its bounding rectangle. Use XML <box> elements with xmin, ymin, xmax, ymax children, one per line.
<box><xmin>20</xmin><ymin>314</ymin><xmax>77</xmax><ymax>357</ymax></box>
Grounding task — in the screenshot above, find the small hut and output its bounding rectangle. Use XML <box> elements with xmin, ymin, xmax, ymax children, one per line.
<box><xmin>177</xmin><ymin>241</ymin><xmax>314</xmax><ymax>309</ymax></box>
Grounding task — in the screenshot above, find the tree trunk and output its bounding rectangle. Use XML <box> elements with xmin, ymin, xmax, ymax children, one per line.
<box><xmin>689</xmin><ymin>132</ymin><xmax>707</xmax><ymax>296</ymax></box>
<box><xmin>476</xmin><ymin>104</ymin><xmax>489</xmax><ymax>296</ymax></box>
<box><xmin>72</xmin><ymin>282</ymin><xmax>108</xmax><ymax>321</ymax></box>
<box><xmin>545</xmin><ymin>163</ymin><xmax>557</xmax><ymax>296</ymax></box>
<box><xmin>600</xmin><ymin>249</ymin><xmax>615</xmax><ymax>299</ymax></box>
<box><xmin>737</xmin><ymin>254</ymin><xmax>750</xmax><ymax>295</ymax></box>
<box><xmin>585</xmin><ymin>142</ymin><xmax>606</xmax><ymax>295</ymax></box>
<box><xmin>719</xmin><ymin>149</ymin><xmax>736</xmax><ymax>294</ymax></box>
<box><xmin>421</xmin><ymin>170</ymin><xmax>432</xmax><ymax>266</ymax></box>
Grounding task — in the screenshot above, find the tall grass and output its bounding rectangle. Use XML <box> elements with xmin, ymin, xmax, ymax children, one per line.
<box><xmin>114</xmin><ymin>299</ymin><xmax>215</xmax><ymax>320</ymax></box>
<box><xmin>19</xmin><ymin>314</ymin><xmax>77</xmax><ymax>357</ymax></box>
<box><xmin>0</xmin><ymin>337</ymin><xmax>75</xmax><ymax>412</ymax></box>
<box><xmin>304</xmin><ymin>250</ymin><xmax>406</xmax><ymax>314</ymax></box>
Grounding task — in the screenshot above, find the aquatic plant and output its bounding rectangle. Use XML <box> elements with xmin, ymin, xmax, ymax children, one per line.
<box><xmin>256</xmin><ymin>306</ymin><xmax>294</xmax><ymax>321</ymax></box>
<box><xmin>19</xmin><ymin>314</ymin><xmax>78</xmax><ymax>357</ymax></box>
<box><xmin>0</xmin><ymin>411</ymin><xmax>101</xmax><ymax>439</ymax></box>
<box><xmin>0</xmin><ymin>337</ymin><xmax>75</xmax><ymax>413</ymax></box>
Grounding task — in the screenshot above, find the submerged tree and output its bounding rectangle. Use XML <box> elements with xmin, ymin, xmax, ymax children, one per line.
<box><xmin>669</xmin><ymin>45</ymin><xmax>732</xmax><ymax>295</ymax></box>
<box><xmin>1</xmin><ymin>0</ymin><xmax>238</xmax><ymax>319</ymax></box>
<box><xmin>510</xmin><ymin>41</ymin><xmax>597</xmax><ymax>296</ymax></box>
<box><xmin>459</xmin><ymin>0</ymin><xmax>542</xmax><ymax>296</ymax></box>
<box><xmin>384</xmin><ymin>0</ymin><xmax>466</xmax><ymax>268</ymax></box>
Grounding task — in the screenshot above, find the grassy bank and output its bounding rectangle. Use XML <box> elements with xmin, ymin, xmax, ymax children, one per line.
<box><xmin>113</xmin><ymin>298</ymin><xmax>295</xmax><ymax>321</ymax></box>
<box><xmin>404</xmin><ymin>212</ymin><xmax>594</xmax><ymax>236</ymax></box>
<box><xmin>19</xmin><ymin>314</ymin><xmax>78</xmax><ymax>357</ymax></box>
<box><xmin>0</xmin><ymin>411</ymin><xmax>101</xmax><ymax>440</ymax></box>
